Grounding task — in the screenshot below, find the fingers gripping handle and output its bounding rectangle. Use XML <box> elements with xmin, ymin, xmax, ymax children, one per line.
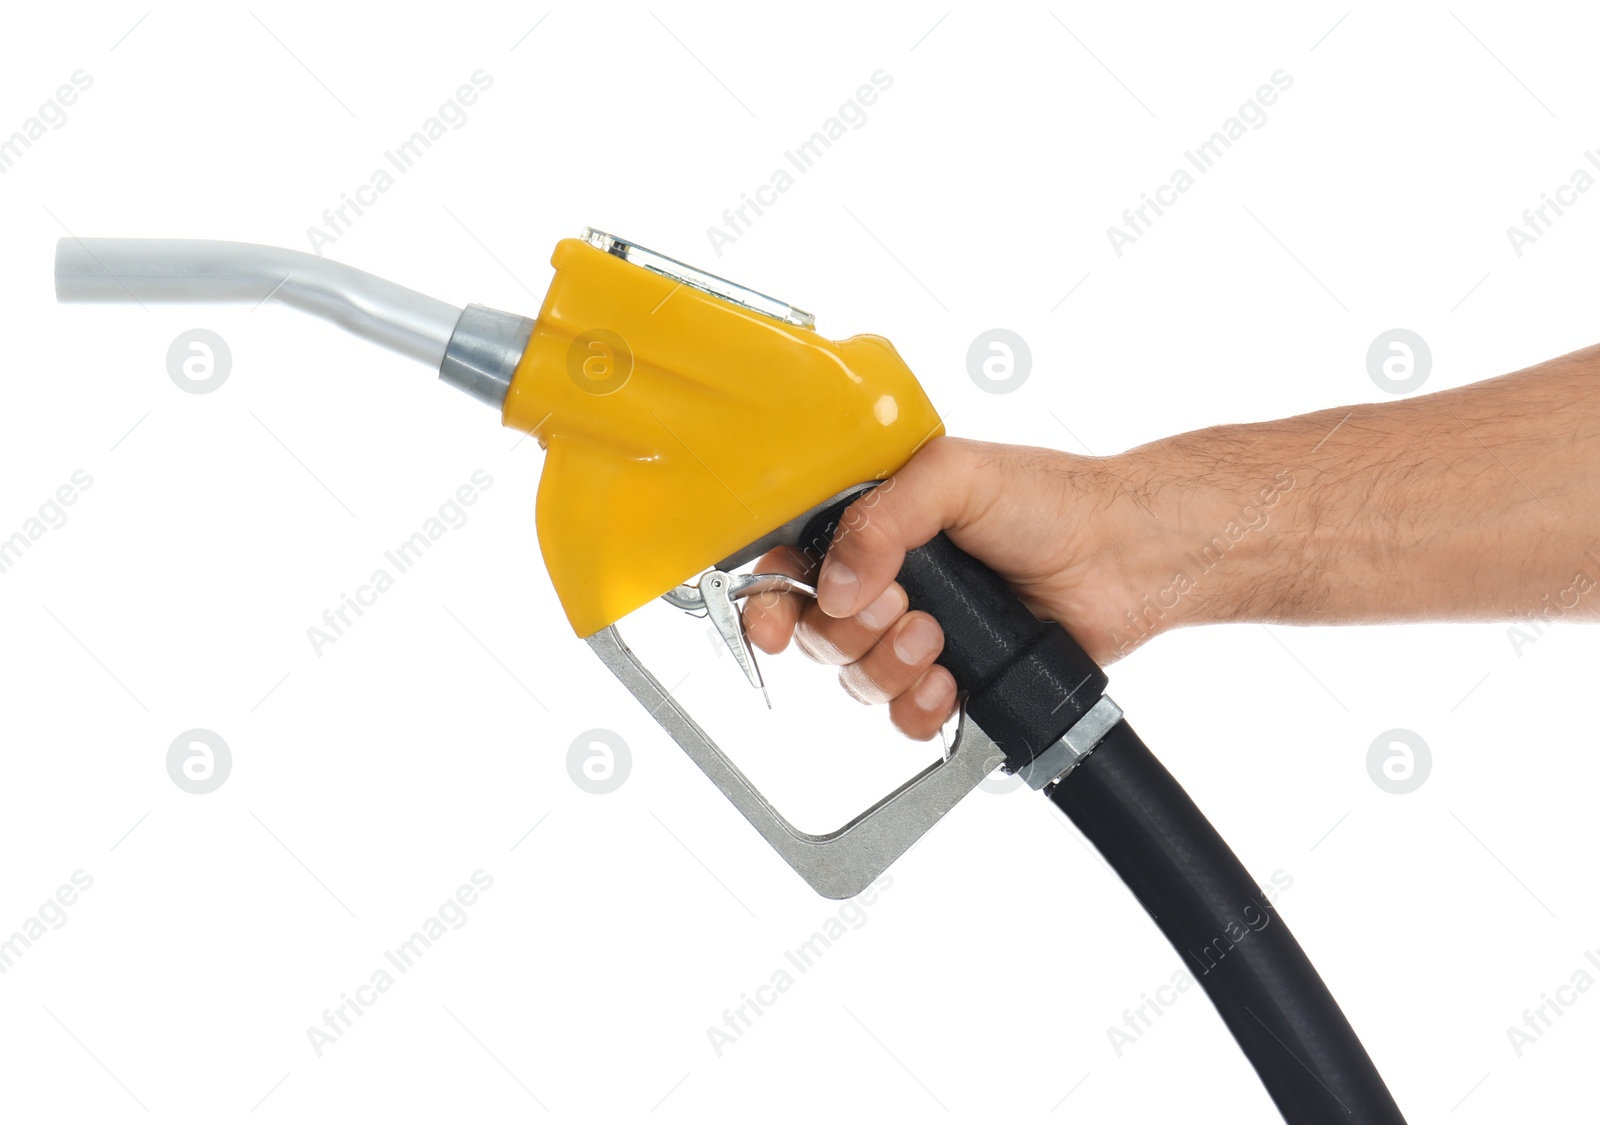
<box><xmin>799</xmin><ymin>495</ymin><xmax>1108</xmax><ymax>773</ymax></box>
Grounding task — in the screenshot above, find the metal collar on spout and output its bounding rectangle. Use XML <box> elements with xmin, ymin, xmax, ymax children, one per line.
<box><xmin>438</xmin><ymin>304</ymin><xmax>533</xmax><ymax>410</ymax></box>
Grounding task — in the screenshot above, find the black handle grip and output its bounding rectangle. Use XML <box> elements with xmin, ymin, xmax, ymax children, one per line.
<box><xmin>799</xmin><ymin>495</ymin><xmax>1107</xmax><ymax>770</ymax></box>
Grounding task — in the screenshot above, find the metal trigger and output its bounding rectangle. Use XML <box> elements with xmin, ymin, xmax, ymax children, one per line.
<box><xmin>661</xmin><ymin>570</ymin><xmax>817</xmax><ymax>707</ymax></box>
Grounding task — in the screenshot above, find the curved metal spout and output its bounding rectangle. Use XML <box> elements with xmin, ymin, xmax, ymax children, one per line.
<box><xmin>54</xmin><ymin>237</ymin><xmax>463</xmax><ymax>369</ymax></box>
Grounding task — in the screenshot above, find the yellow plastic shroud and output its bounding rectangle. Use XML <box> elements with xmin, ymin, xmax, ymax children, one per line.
<box><xmin>502</xmin><ymin>238</ymin><xmax>944</xmax><ymax>638</ymax></box>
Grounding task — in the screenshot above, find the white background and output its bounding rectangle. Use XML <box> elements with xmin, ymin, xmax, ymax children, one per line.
<box><xmin>2</xmin><ymin>2</ymin><xmax>1598</xmax><ymax>1121</ymax></box>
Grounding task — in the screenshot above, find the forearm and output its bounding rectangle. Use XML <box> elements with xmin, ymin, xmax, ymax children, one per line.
<box><xmin>1117</xmin><ymin>344</ymin><xmax>1600</xmax><ymax>634</ymax></box>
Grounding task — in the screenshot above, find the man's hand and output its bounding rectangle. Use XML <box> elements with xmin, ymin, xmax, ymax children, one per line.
<box><xmin>741</xmin><ymin>436</ymin><xmax>1222</xmax><ymax>739</ymax></box>
<box><xmin>742</xmin><ymin>344</ymin><xmax>1600</xmax><ymax>741</ymax></box>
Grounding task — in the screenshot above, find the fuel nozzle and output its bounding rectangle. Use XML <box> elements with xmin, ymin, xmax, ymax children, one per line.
<box><xmin>53</xmin><ymin>237</ymin><xmax>529</xmax><ymax>409</ymax></box>
<box><xmin>54</xmin><ymin>230</ymin><xmax>945</xmax><ymax>638</ymax></box>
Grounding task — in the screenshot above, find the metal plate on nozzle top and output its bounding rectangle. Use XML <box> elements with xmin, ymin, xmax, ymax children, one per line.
<box><xmin>582</xmin><ymin>228</ymin><xmax>815</xmax><ymax>328</ymax></box>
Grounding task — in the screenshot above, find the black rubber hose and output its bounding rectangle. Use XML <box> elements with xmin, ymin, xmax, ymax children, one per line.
<box><xmin>1048</xmin><ymin>719</ymin><xmax>1406</xmax><ymax>1124</ymax></box>
<box><xmin>800</xmin><ymin>498</ymin><xmax>1405</xmax><ymax>1119</ymax></box>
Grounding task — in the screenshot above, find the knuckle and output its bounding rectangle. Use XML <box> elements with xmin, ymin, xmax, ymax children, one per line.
<box><xmin>837</xmin><ymin>667</ymin><xmax>876</xmax><ymax>705</ymax></box>
<box><xmin>793</xmin><ymin>628</ymin><xmax>834</xmax><ymax>665</ymax></box>
<box><xmin>796</xmin><ymin>614</ymin><xmax>860</xmax><ymax>665</ymax></box>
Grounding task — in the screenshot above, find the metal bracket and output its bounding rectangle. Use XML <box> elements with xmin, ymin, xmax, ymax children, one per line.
<box><xmin>587</xmin><ymin>624</ymin><xmax>1001</xmax><ymax>899</ymax></box>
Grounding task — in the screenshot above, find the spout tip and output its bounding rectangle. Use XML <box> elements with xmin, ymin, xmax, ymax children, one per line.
<box><xmin>54</xmin><ymin>236</ymin><xmax>117</xmax><ymax>304</ymax></box>
<box><xmin>53</xmin><ymin>237</ymin><xmax>81</xmax><ymax>303</ymax></box>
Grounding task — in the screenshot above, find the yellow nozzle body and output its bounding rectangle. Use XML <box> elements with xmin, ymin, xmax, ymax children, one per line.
<box><xmin>503</xmin><ymin>238</ymin><xmax>944</xmax><ymax>637</ymax></box>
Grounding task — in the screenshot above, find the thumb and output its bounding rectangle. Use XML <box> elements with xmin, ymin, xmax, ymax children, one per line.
<box><xmin>814</xmin><ymin>439</ymin><xmax>973</xmax><ymax>618</ymax></box>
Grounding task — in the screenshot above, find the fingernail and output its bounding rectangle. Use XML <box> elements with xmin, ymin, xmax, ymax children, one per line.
<box><xmin>855</xmin><ymin>586</ymin><xmax>904</xmax><ymax>631</ymax></box>
<box><xmin>913</xmin><ymin>667</ymin><xmax>952</xmax><ymax>712</ymax></box>
<box><xmin>817</xmin><ymin>559</ymin><xmax>859</xmax><ymax>616</ymax></box>
<box><xmin>893</xmin><ymin>616</ymin><xmax>941</xmax><ymax>666</ymax></box>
